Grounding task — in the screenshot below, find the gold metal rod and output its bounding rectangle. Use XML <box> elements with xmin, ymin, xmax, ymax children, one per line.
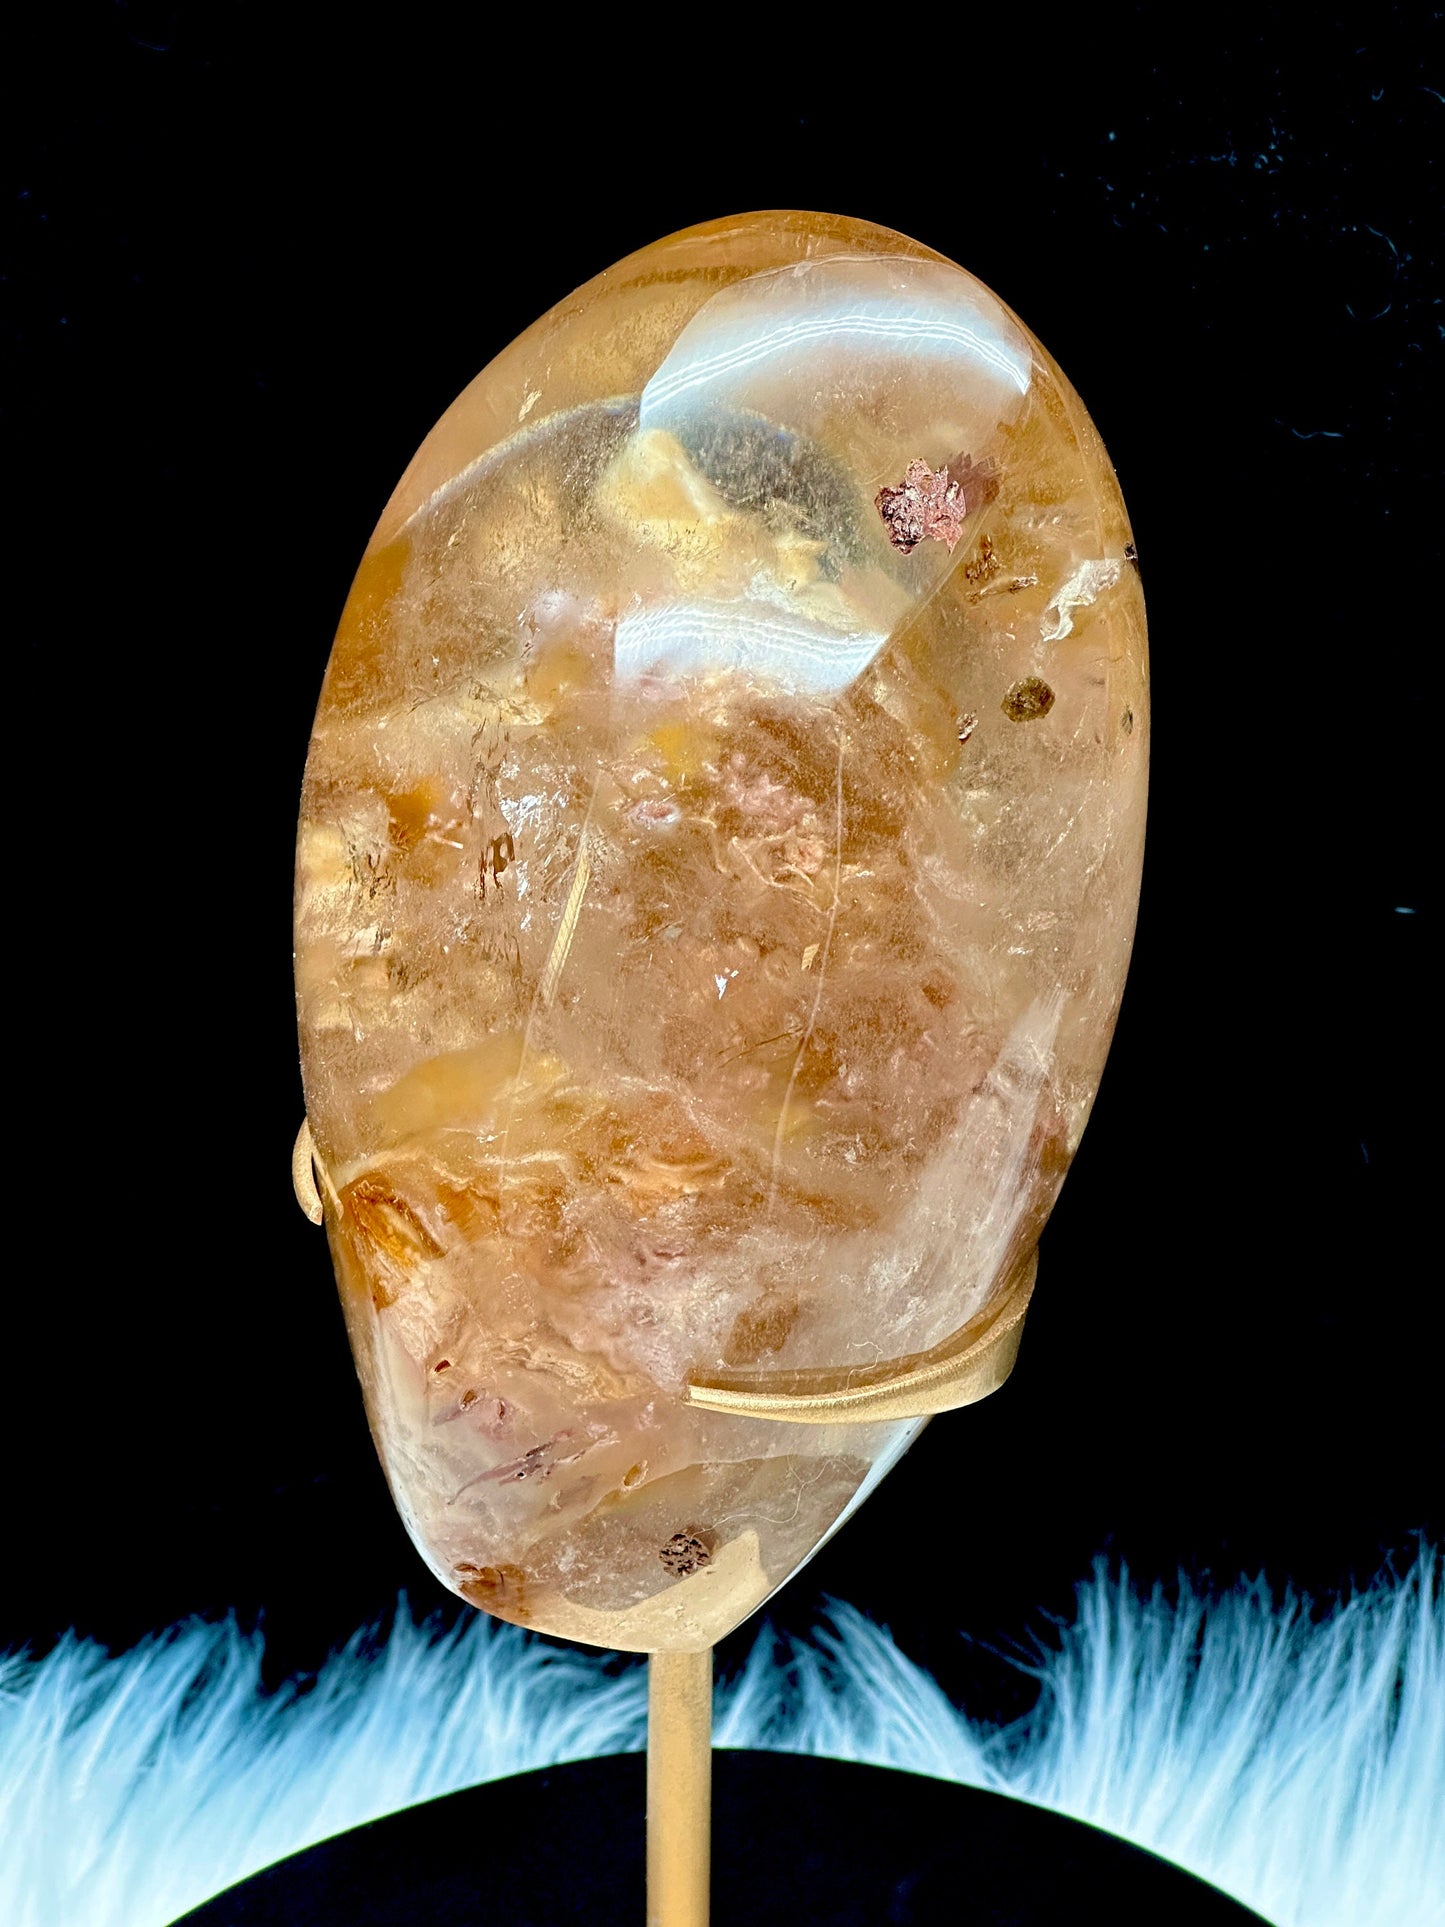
<box><xmin>647</xmin><ymin>1647</ymin><xmax>713</xmax><ymax>1927</ymax></box>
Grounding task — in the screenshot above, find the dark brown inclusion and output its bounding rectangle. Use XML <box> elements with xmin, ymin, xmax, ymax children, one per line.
<box><xmin>660</xmin><ymin>1530</ymin><xmax>715</xmax><ymax>1577</ymax></box>
<box><xmin>1001</xmin><ymin>678</ymin><xmax>1056</xmax><ymax>723</ymax></box>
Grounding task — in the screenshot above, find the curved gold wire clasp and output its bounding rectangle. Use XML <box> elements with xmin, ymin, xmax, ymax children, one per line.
<box><xmin>292</xmin><ymin>1118</ymin><xmax>325</xmax><ymax>1225</ymax></box>
<box><xmin>684</xmin><ymin>1247</ymin><xmax>1038</xmax><ymax>1424</ymax></box>
<box><xmin>291</xmin><ymin>1102</ymin><xmax>1035</xmax><ymax>1423</ymax></box>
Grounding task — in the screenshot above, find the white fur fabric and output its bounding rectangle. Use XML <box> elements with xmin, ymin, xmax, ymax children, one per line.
<box><xmin>1</xmin><ymin>1550</ymin><xmax>1439</xmax><ymax>1927</ymax></box>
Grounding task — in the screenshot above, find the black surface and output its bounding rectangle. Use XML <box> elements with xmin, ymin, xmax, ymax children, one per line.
<box><xmin>5</xmin><ymin>8</ymin><xmax>1440</xmax><ymax>1705</ymax></box>
<box><xmin>172</xmin><ymin>1752</ymin><xmax>1269</xmax><ymax>1926</ymax></box>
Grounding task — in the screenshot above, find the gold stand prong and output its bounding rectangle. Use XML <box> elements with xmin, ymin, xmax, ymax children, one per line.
<box><xmin>684</xmin><ymin>1245</ymin><xmax>1037</xmax><ymax>1424</ymax></box>
<box><xmin>647</xmin><ymin>1648</ymin><xmax>713</xmax><ymax>1927</ymax></box>
<box><xmin>291</xmin><ymin>1118</ymin><xmax>325</xmax><ymax>1225</ymax></box>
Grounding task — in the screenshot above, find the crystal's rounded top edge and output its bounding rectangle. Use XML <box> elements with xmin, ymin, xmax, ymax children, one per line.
<box><xmin>608</xmin><ymin>208</ymin><xmax>953</xmax><ymax>267</ymax></box>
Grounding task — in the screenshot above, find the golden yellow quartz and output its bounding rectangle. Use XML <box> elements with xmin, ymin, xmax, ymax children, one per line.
<box><xmin>295</xmin><ymin>212</ymin><xmax>1148</xmax><ymax>1650</ymax></box>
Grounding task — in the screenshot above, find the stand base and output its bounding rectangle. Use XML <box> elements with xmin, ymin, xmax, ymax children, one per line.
<box><xmin>173</xmin><ymin>1753</ymin><xmax>1267</xmax><ymax>1925</ymax></box>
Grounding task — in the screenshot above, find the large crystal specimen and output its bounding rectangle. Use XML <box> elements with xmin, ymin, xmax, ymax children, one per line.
<box><xmin>295</xmin><ymin>213</ymin><xmax>1148</xmax><ymax>1650</ymax></box>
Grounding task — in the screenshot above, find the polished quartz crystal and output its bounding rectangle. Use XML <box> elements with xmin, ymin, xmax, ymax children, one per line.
<box><xmin>295</xmin><ymin>212</ymin><xmax>1148</xmax><ymax>1650</ymax></box>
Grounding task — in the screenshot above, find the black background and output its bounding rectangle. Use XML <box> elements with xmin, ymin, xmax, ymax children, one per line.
<box><xmin>7</xmin><ymin>6</ymin><xmax>1439</xmax><ymax>1716</ymax></box>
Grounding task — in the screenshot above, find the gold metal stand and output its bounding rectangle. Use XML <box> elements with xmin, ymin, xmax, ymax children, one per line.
<box><xmin>647</xmin><ymin>1649</ymin><xmax>713</xmax><ymax>1927</ymax></box>
<box><xmin>292</xmin><ymin>1119</ymin><xmax>1037</xmax><ymax>1925</ymax></box>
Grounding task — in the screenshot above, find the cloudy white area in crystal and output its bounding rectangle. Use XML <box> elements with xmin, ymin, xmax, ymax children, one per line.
<box><xmin>295</xmin><ymin>212</ymin><xmax>1148</xmax><ymax>1650</ymax></box>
